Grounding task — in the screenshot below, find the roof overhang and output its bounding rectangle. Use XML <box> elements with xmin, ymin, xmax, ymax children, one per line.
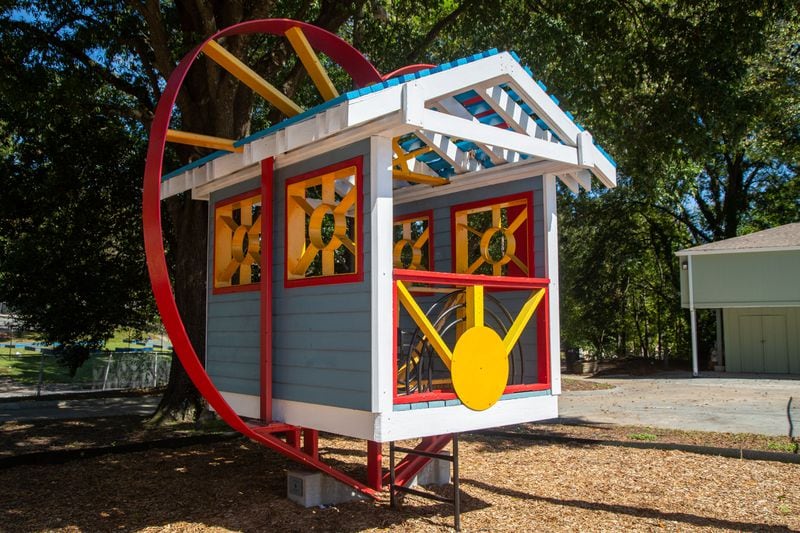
<box><xmin>160</xmin><ymin>52</ymin><xmax>617</xmax><ymax>201</ymax></box>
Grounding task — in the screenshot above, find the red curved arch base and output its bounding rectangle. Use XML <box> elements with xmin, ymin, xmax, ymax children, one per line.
<box><xmin>142</xmin><ymin>19</ymin><xmax>383</xmax><ymax>497</ymax></box>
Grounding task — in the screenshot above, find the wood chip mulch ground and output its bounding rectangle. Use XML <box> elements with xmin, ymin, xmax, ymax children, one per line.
<box><xmin>2</xmin><ymin>415</ymin><xmax>799</xmax><ymax>532</ymax></box>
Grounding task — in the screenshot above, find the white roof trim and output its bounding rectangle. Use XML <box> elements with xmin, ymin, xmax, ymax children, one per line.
<box><xmin>161</xmin><ymin>52</ymin><xmax>616</xmax><ymax>200</ymax></box>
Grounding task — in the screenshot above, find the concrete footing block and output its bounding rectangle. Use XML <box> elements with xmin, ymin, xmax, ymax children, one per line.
<box><xmin>410</xmin><ymin>455</ymin><xmax>451</xmax><ymax>487</ymax></box>
<box><xmin>286</xmin><ymin>470</ymin><xmax>368</xmax><ymax>508</ymax></box>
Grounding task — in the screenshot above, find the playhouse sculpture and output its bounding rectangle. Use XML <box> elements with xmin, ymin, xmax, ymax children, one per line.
<box><xmin>143</xmin><ymin>18</ymin><xmax>616</xmax><ymax>506</ymax></box>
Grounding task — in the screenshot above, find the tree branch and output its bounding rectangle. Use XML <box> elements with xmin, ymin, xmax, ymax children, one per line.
<box><xmin>406</xmin><ymin>1</ymin><xmax>473</xmax><ymax>64</ymax></box>
<box><xmin>6</xmin><ymin>19</ymin><xmax>153</xmax><ymax>111</ymax></box>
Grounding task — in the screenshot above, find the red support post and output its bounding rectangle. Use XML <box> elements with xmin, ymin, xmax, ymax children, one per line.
<box><xmin>260</xmin><ymin>157</ymin><xmax>274</xmax><ymax>422</ymax></box>
<box><xmin>302</xmin><ymin>428</ymin><xmax>319</xmax><ymax>460</ymax></box>
<box><xmin>367</xmin><ymin>440</ymin><xmax>383</xmax><ymax>490</ymax></box>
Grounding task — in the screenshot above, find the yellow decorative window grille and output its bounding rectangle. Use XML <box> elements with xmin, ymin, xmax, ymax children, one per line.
<box><xmin>393</xmin><ymin>213</ymin><xmax>432</xmax><ymax>270</ymax></box>
<box><xmin>452</xmin><ymin>194</ymin><xmax>532</xmax><ymax>277</ymax></box>
<box><xmin>285</xmin><ymin>159</ymin><xmax>362</xmax><ymax>284</ymax></box>
<box><xmin>214</xmin><ymin>192</ymin><xmax>262</xmax><ymax>291</ymax></box>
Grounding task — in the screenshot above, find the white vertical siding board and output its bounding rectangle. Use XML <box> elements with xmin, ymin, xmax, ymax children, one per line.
<box><xmin>543</xmin><ymin>174</ymin><xmax>562</xmax><ymax>396</ymax></box>
<box><xmin>370</xmin><ymin>136</ymin><xmax>394</xmax><ymax>414</ymax></box>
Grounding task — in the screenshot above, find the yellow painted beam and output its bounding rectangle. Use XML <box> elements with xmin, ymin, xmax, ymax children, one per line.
<box><xmin>166</xmin><ymin>129</ymin><xmax>243</xmax><ymax>153</ymax></box>
<box><xmin>503</xmin><ymin>288</ymin><xmax>545</xmax><ymax>355</ymax></box>
<box><xmin>392</xmin><ymin>170</ymin><xmax>451</xmax><ymax>186</ymax></box>
<box><xmin>465</xmin><ymin>285</ymin><xmax>484</xmax><ymax>329</ymax></box>
<box><xmin>202</xmin><ymin>39</ymin><xmax>303</xmax><ymax>117</ymax></box>
<box><xmin>396</xmin><ymin>281</ymin><xmax>453</xmax><ymax>369</ymax></box>
<box><xmin>284</xmin><ymin>26</ymin><xmax>339</xmax><ymax>101</ymax></box>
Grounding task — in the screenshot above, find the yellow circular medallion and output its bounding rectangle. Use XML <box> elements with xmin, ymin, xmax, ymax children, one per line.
<box><xmin>451</xmin><ymin>326</ymin><xmax>508</xmax><ymax>411</ymax></box>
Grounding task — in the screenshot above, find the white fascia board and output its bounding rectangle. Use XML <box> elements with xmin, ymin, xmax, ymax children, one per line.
<box><xmin>416</xmin><ymin>108</ymin><xmax>580</xmax><ymax>166</ymax></box>
<box><xmin>192</xmin><ymin>163</ymin><xmax>260</xmax><ymax>200</ymax></box>
<box><xmin>589</xmin><ymin>143</ymin><xmax>617</xmax><ymax>188</ymax></box>
<box><xmin>675</xmin><ymin>246</ymin><xmax>800</xmax><ymax>257</ymax></box>
<box><xmin>505</xmin><ymin>61</ymin><xmax>581</xmax><ymax>146</ymax></box>
<box><xmin>394</xmin><ymin>159</ymin><xmax>576</xmax><ymax>205</ymax></box>
<box><xmin>376</xmin><ymin>394</ymin><xmax>557</xmax><ymax>442</ymax></box>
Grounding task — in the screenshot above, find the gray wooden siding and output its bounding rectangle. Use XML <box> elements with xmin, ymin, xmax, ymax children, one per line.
<box><xmin>206</xmin><ymin>177</ymin><xmax>262</xmax><ymax>397</ymax></box>
<box><xmin>271</xmin><ymin>140</ymin><xmax>373</xmax><ymax>410</ymax></box>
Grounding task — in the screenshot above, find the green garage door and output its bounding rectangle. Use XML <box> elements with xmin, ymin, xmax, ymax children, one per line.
<box><xmin>737</xmin><ymin>314</ymin><xmax>789</xmax><ymax>373</ymax></box>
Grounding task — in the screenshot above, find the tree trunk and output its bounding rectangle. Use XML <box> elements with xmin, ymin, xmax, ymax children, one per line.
<box><xmin>152</xmin><ymin>195</ymin><xmax>209</xmax><ymax>422</ymax></box>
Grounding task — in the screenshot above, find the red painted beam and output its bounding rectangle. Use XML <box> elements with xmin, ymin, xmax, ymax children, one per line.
<box><xmin>367</xmin><ymin>441</ymin><xmax>383</xmax><ymax>490</ymax></box>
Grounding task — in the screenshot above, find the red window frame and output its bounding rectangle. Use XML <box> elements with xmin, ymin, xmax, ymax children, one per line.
<box><xmin>283</xmin><ymin>156</ymin><xmax>364</xmax><ymax>289</ymax></box>
<box><xmin>393</xmin><ymin>209</ymin><xmax>435</xmax><ymax>271</ymax></box>
<box><xmin>450</xmin><ymin>191</ymin><xmax>535</xmax><ymax>278</ymax></box>
<box><xmin>212</xmin><ymin>188</ymin><xmax>263</xmax><ymax>295</ymax></box>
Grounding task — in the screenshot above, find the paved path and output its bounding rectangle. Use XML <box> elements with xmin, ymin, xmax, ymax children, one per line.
<box><xmin>0</xmin><ymin>396</ymin><xmax>160</xmax><ymax>422</ymax></box>
<box><xmin>559</xmin><ymin>371</ymin><xmax>800</xmax><ymax>437</ymax></box>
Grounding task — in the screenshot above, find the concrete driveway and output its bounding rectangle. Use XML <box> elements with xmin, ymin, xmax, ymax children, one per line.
<box><xmin>558</xmin><ymin>371</ymin><xmax>800</xmax><ymax>437</ymax></box>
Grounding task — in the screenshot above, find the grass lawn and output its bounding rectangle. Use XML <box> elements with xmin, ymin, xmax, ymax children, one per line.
<box><xmin>0</xmin><ymin>352</ymin><xmax>98</xmax><ymax>384</ymax></box>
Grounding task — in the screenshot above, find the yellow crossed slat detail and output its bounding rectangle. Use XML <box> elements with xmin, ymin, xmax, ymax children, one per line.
<box><xmin>166</xmin><ymin>129</ymin><xmax>243</xmax><ymax>153</ymax></box>
<box><xmin>502</xmin><ymin>288</ymin><xmax>545</xmax><ymax>355</ymax></box>
<box><xmin>391</xmin><ymin>138</ymin><xmax>450</xmax><ymax>186</ymax></box>
<box><xmin>202</xmin><ymin>40</ymin><xmax>303</xmax><ymax>117</ymax></box>
<box><xmin>396</xmin><ymin>280</ymin><xmax>453</xmax><ymax>370</ymax></box>
<box><xmin>284</xmin><ymin>26</ymin><xmax>339</xmax><ymax>101</ymax></box>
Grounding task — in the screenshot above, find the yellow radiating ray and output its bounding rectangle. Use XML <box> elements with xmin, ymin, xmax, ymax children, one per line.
<box><xmin>284</xmin><ymin>26</ymin><xmax>339</xmax><ymax>101</ymax></box>
<box><xmin>507</xmin><ymin>209</ymin><xmax>527</xmax><ymax>233</ymax></box>
<box><xmin>413</xmin><ymin>228</ymin><xmax>429</xmax><ymax>248</ymax></box>
<box><xmin>290</xmin><ymin>195</ymin><xmax>316</xmax><ymax>216</ymax></box>
<box><xmin>293</xmin><ymin>245</ymin><xmax>319</xmax><ymax>276</ymax></box>
<box><xmin>503</xmin><ymin>288</ymin><xmax>545</xmax><ymax>355</ymax></box>
<box><xmin>466</xmin><ymin>257</ymin><xmax>484</xmax><ymax>275</ymax></box>
<box><xmin>202</xmin><ymin>40</ymin><xmax>303</xmax><ymax>117</ymax></box>
<box><xmin>338</xmin><ymin>235</ymin><xmax>356</xmax><ymax>254</ymax></box>
<box><xmin>166</xmin><ymin>129</ymin><xmax>243</xmax><ymax>153</ymax></box>
<box><xmin>396</xmin><ymin>281</ymin><xmax>453</xmax><ymax>369</ymax></box>
<box><xmin>509</xmin><ymin>254</ymin><xmax>529</xmax><ymax>275</ymax></box>
<box><xmin>335</xmin><ymin>187</ymin><xmax>357</xmax><ymax>214</ymax></box>
<box><xmin>218</xmin><ymin>215</ymin><xmax>239</xmax><ymax>232</ymax></box>
<box><xmin>218</xmin><ymin>259</ymin><xmax>240</xmax><ymax>283</ymax></box>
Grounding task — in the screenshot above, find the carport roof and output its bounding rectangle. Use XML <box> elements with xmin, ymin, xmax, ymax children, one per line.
<box><xmin>676</xmin><ymin>222</ymin><xmax>800</xmax><ymax>256</ymax></box>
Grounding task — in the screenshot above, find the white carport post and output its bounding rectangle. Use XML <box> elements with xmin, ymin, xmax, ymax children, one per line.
<box><xmin>687</xmin><ymin>254</ymin><xmax>699</xmax><ymax>377</ymax></box>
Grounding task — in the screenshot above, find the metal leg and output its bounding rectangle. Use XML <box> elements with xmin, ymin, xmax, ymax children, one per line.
<box><xmin>389</xmin><ymin>434</ymin><xmax>461</xmax><ymax>531</ymax></box>
<box><xmin>453</xmin><ymin>434</ymin><xmax>460</xmax><ymax>531</ymax></box>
